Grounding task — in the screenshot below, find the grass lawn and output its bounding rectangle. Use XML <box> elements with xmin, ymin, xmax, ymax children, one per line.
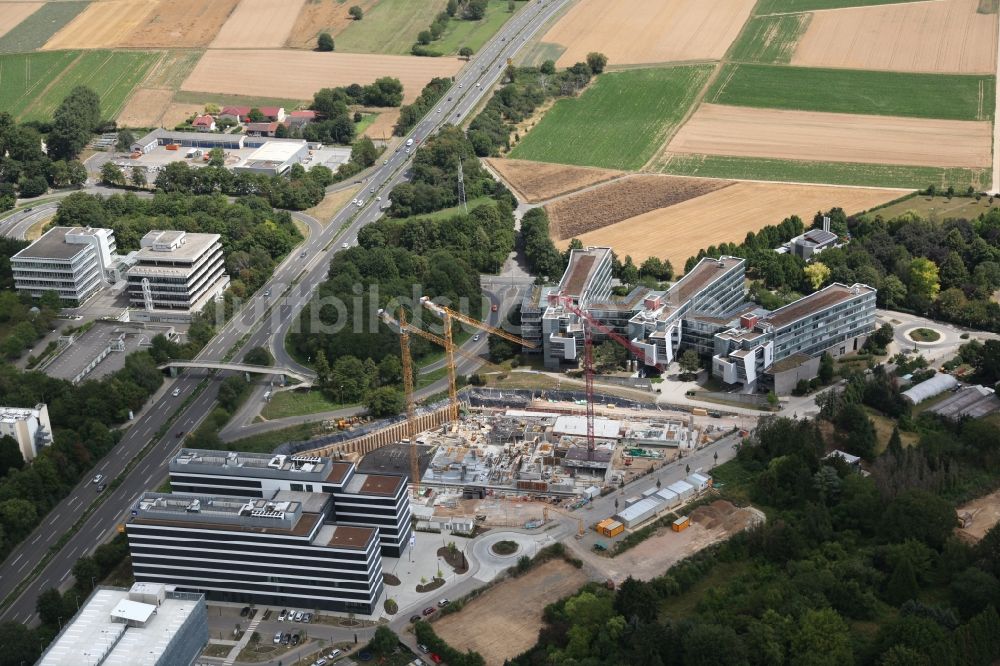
<box><xmin>261</xmin><ymin>390</ymin><xmax>353</xmax><ymax>419</ymax></box>
<box><xmin>224</xmin><ymin>422</ymin><xmax>331</xmax><ymax>453</ymax></box>
<box><xmin>511</xmin><ymin>65</ymin><xmax>713</xmax><ymax>170</ymax></box>
<box><xmin>868</xmin><ymin>193</ymin><xmax>998</xmax><ymax>220</ymax></box>
<box><xmin>355</xmin><ymin>112</ymin><xmax>378</xmax><ymax>135</ymax></box>
<box><xmin>172</xmin><ymin>90</ymin><xmax>307</xmax><ymax>110</ymax></box>
<box><xmin>404</xmin><ymin>196</ymin><xmax>496</xmax><ymax>222</ymax></box>
<box><xmin>755</xmin><ymin>0</ymin><xmax>927</xmax><ymax>13</ymax></box>
<box><xmin>866</xmin><ymin>407</ymin><xmax>919</xmax><ymax>454</ymax></box>
<box><xmin>728</xmin><ymin>14</ymin><xmax>811</xmax><ymax>64</ymax></box>
<box><xmin>426</xmin><ymin>0</ymin><xmax>520</xmax><ymax>56</ymax></box>
<box><xmin>517</xmin><ymin>41</ymin><xmax>566</xmax><ymax>67</ymax></box>
<box><xmin>335</xmin><ymin>0</ymin><xmax>449</xmax><ymax>54</ymax></box>
<box><xmin>909</xmin><ymin>327</ymin><xmax>941</xmax><ymax>342</ymax></box>
<box><xmin>0</xmin><ymin>2</ymin><xmax>90</xmax><ymax>53</ymax></box>
<box><xmin>656</xmin><ymin>153</ymin><xmax>990</xmax><ymax>190</ymax></box>
<box><xmin>707</xmin><ymin>64</ymin><xmax>995</xmax><ymax>121</ymax></box>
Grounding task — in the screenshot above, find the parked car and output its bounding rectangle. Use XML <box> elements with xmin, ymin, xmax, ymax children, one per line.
<box><xmin>281</xmin><ymin>633</ymin><xmax>291</xmax><ymax>645</ymax></box>
<box><xmin>341</xmin><ymin>242</ymin><xmax>349</xmax><ymax>249</ymax></box>
<box><xmin>326</xmin><ymin>649</ymin><xmax>342</xmax><ymax>659</ymax></box>
<box><xmin>422</xmin><ymin>607</ymin><xmax>436</xmax><ymax>616</ymax></box>
<box><xmin>313</xmin><ymin>659</ymin><xmax>327</xmax><ymax>666</ymax></box>
<box><xmin>263</xmin><ymin>288</ymin><xmax>270</xmax><ymax>297</ymax></box>
<box><xmin>278</xmin><ymin>609</ymin><xmax>287</xmax><ymax>621</ymax></box>
<box><xmin>240</xmin><ymin>606</ymin><xmax>250</xmax><ymax>617</ymax></box>
<box><xmin>472</xmin><ymin>335</ymin><xmax>480</xmax><ymax>341</ymax></box>
<box><xmin>273</xmin><ymin>631</ymin><xmax>282</xmax><ymax>644</ymax></box>
<box><xmin>438</xmin><ymin>598</ymin><xmax>450</xmax><ymax>607</ymax></box>
<box><xmin>300</xmin><ymin>251</ymin><xmax>307</xmax><ymax>258</ymax></box>
<box><xmin>430</xmin><ymin>654</ymin><xmax>443</xmax><ymax>664</ymax></box>
<box><xmin>294</xmin><ymin>611</ymin><xmax>303</xmax><ymax>622</ymax></box>
<box><xmin>418</xmin><ymin>644</ymin><xmax>430</xmax><ymax>653</ymax></box>
<box><xmin>410</xmin><ymin>615</ymin><xmax>421</xmax><ymax>623</ymax></box>
<box><xmin>96</xmin><ymin>483</ymin><xmax>106</xmax><ymax>492</ymax></box>
<box><xmin>291</xmin><ymin>633</ymin><xmax>301</xmax><ymax>646</ymax></box>
<box><xmin>303</xmin><ymin>612</ymin><xmax>313</xmax><ymax>623</ymax></box>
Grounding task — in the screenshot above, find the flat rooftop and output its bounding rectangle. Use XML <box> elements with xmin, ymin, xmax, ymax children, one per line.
<box><xmin>172</xmin><ymin>449</ymin><xmax>352</xmax><ymax>486</ymax></box>
<box><xmin>668</xmin><ymin>256</ymin><xmax>743</xmax><ymax>305</ymax></box>
<box><xmin>13</xmin><ymin>226</ymin><xmax>91</xmax><ymax>261</ymax></box>
<box><xmin>327</xmin><ymin>525</ymin><xmax>376</xmax><ymax>550</ymax></box>
<box><xmin>560</xmin><ymin>247</ymin><xmax>610</xmax><ymax>298</ymax></box>
<box><xmin>355</xmin><ymin>474</ymin><xmax>405</xmax><ymax>497</ymax></box>
<box><xmin>763</xmin><ymin>283</ymin><xmax>874</xmax><ymax>329</ymax></box>
<box><xmin>245</xmin><ymin>140</ymin><xmax>306</xmax><ymax>162</ymax></box>
<box><xmin>44</xmin><ymin>322</ymin><xmax>150</xmax><ymax>383</ymax></box>
<box><xmin>39</xmin><ymin>586</ymin><xmax>202</xmax><ymax>666</ymax></box>
<box><xmin>134</xmin><ymin>231</ymin><xmax>219</xmax><ymax>263</ymax></box>
<box><xmin>131</xmin><ymin>493</ymin><xmax>320</xmax><ymax>537</ymax></box>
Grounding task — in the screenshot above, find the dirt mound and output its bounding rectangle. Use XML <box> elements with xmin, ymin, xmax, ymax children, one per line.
<box><xmin>546</xmin><ymin>174</ymin><xmax>733</xmax><ymax>240</ymax></box>
<box><xmin>484</xmin><ymin>158</ymin><xmax>624</xmax><ymax>204</ymax></box>
<box><xmin>690</xmin><ymin>499</ymin><xmax>735</xmax><ymax>530</ymax></box>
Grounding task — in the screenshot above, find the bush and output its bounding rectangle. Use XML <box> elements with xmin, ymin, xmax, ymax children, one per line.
<box><xmin>317</xmin><ymin>32</ymin><xmax>334</xmax><ymax>51</ymax></box>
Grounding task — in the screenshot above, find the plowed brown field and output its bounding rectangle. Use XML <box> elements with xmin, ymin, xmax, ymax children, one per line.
<box><xmin>543</xmin><ymin>0</ymin><xmax>755</xmax><ymax>66</ymax></box>
<box><xmin>43</xmin><ymin>0</ymin><xmax>156</xmax><ymax>49</ymax></box>
<box><xmin>211</xmin><ymin>0</ymin><xmax>307</xmax><ymax>48</ymax></box>
<box><xmin>0</xmin><ymin>2</ymin><xmax>41</xmax><ymax>39</ymax></box>
<box><xmin>546</xmin><ymin>175</ymin><xmax>733</xmax><ymax>239</ymax></box>
<box><xmin>557</xmin><ymin>181</ymin><xmax>903</xmax><ymax>268</ymax></box>
<box><xmin>484</xmin><ymin>158</ymin><xmax>625</xmax><ymax>203</ymax></box>
<box><xmin>121</xmin><ymin>0</ymin><xmax>240</xmax><ymax>48</ymax></box>
<box><xmin>181</xmin><ymin>50</ymin><xmax>462</xmax><ymax>103</ymax></box>
<box><xmin>792</xmin><ymin>0</ymin><xmax>997</xmax><ymax>74</ymax></box>
<box><xmin>667</xmin><ymin>104</ymin><xmax>993</xmax><ymax>168</ymax></box>
<box><xmin>117</xmin><ymin>88</ymin><xmax>176</xmax><ymax>127</ymax></box>
<box><xmin>287</xmin><ymin>0</ymin><xmax>380</xmax><ymax>49</ymax></box>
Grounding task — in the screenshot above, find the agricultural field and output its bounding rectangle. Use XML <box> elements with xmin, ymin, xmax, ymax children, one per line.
<box><xmin>510</xmin><ymin>65</ymin><xmax>712</xmax><ymax>170</ymax></box>
<box><xmin>286</xmin><ymin>0</ymin><xmax>380</xmax><ymax>49</ymax></box>
<box><xmin>117</xmin><ymin>88</ymin><xmax>176</xmax><ymax>127</ymax></box>
<box><xmin>334</xmin><ymin>0</ymin><xmax>448</xmax><ymax>54</ymax></box>
<box><xmin>484</xmin><ymin>158</ymin><xmax>624</xmax><ymax>203</ymax></box>
<box><xmin>0</xmin><ymin>50</ymin><xmax>77</xmax><ymax>118</ymax></box>
<box><xmin>542</xmin><ymin>0</ymin><xmax>755</xmax><ymax>66</ymax></box>
<box><xmin>0</xmin><ymin>3</ymin><xmax>42</xmax><ymax>40</ymax></box>
<box><xmin>0</xmin><ymin>1</ymin><xmax>88</xmax><ymax>53</ymax></box>
<box><xmin>654</xmin><ymin>153</ymin><xmax>991</xmax><ymax>190</ymax></box>
<box><xmin>792</xmin><ymin>0</ymin><xmax>997</xmax><ymax>74</ymax></box>
<box><xmin>755</xmin><ymin>0</ymin><xmax>929</xmax><ymax>11</ymax></box>
<box><xmin>546</xmin><ymin>174</ymin><xmax>734</xmax><ymax>239</ymax></box>
<box><xmin>867</xmin><ymin>192</ymin><xmax>999</xmax><ymax>220</ymax></box>
<box><xmin>556</xmin><ymin>181</ymin><xmax>903</xmax><ymax>268</ymax></box>
<box><xmin>707</xmin><ymin>64</ymin><xmax>994</xmax><ymax>120</ymax></box>
<box><xmin>120</xmin><ymin>0</ymin><xmax>240</xmax><ymax>48</ymax></box>
<box><xmin>211</xmin><ymin>0</ymin><xmax>307</xmax><ymax>48</ymax></box>
<box><xmin>516</xmin><ymin>41</ymin><xmax>565</xmax><ymax>67</ymax></box>
<box><xmin>727</xmin><ymin>14</ymin><xmax>811</xmax><ymax>64</ymax></box>
<box><xmin>433</xmin><ymin>559</ymin><xmax>589</xmax><ymax>665</ymax></box>
<box><xmin>428</xmin><ymin>0</ymin><xmax>518</xmax><ymax>56</ymax></box>
<box><xmin>42</xmin><ymin>0</ymin><xmax>155</xmax><ymax>50</ymax></box>
<box><xmin>359</xmin><ymin>107</ymin><xmax>399</xmax><ymax>139</ymax></box>
<box><xmin>667</xmin><ymin>104</ymin><xmax>992</xmax><ymax>168</ymax></box>
<box><xmin>117</xmin><ymin>51</ymin><xmax>212</xmax><ymax>127</ymax></box>
<box><xmin>181</xmin><ymin>50</ymin><xmax>461</xmax><ymax>103</ymax></box>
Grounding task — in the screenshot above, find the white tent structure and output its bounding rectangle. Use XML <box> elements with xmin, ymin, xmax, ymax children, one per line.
<box><xmin>902</xmin><ymin>374</ymin><xmax>958</xmax><ymax>405</ymax></box>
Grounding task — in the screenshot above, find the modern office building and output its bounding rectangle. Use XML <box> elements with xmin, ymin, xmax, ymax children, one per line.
<box><xmin>168</xmin><ymin>449</ymin><xmax>412</xmax><ymax>557</ymax></box>
<box><xmin>11</xmin><ymin>226</ymin><xmax>116</xmax><ymax>304</ymax></box>
<box><xmin>37</xmin><ymin>582</ymin><xmax>207</xmax><ymax>666</ymax></box>
<box><xmin>0</xmin><ymin>403</ymin><xmax>52</xmax><ymax>462</ymax></box>
<box><xmin>712</xmin><ymin>282</ymin><xmax>877</xmax><ymax>392</ymax></box>
<box><xmin>126</xmin><ymin>230</ymin><xmax>229</xmax><ymax>323</ymax></box>
<box><xmin>126</xmin><ymin>492</ymin><xmax>383</xmax><ymax>614</ymax></box>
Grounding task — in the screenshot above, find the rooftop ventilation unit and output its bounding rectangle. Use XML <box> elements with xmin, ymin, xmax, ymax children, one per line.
<box><xmin>250</xmin><ymin>509</ymin><xmax>285</xmax><ymax>519</ymax></box>
<box><xmin>186</xmin><ymin>499</ymin><xmax>201</xmax><ymax>513</ymax></box>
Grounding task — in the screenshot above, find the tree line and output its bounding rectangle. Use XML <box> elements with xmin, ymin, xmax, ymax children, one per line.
<box><xmin>395</xmin><ymin>78</ymin><xmax>453</xmax><ymax>136</ymax></box>
<box><xmin>411</xmin><ymin>0</ymin><xmax>489</xmax><ymax>57</ymax></box>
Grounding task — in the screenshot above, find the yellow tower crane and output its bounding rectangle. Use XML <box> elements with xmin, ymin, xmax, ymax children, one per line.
<box><xmin>419</xmin><ymin>296</ymin><xmax>538</xmax><ymax>351</ymax></box>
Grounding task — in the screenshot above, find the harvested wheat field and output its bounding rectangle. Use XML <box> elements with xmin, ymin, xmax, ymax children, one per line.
<box><xmin>360</xmin><ymin>107</ymin><xmax>399</xmax><ymax>139</ymax></box>
<box><xmin>668</xmin><ymin>104</ymin><xmax>992</xmax><ymax>168</ymax></box>
<box><xmin>558</xmin><ymin>181</ymin><xmax>903</xmax><ymax>267</ymax></box>
<box><xmin>120</xmin><ymin>0</ymin><xmax>240</xmax><ymax>48</ymax></box>
<box><xmin>287</xmin><ymin>0</ymin><xmax>379</xmax><ymax>49</ymax></box>
<box><xmin>956</xmin><ymin>487</ymin><xmax>1000</xmax><ymax>543</ymax></box>
<box><xmin>117</xmin><ymin>88</ymin><xmax>175</xmax><ymax>127</ymax></box>
<box><xmin>43</xmin><ymin>0</ymin><xmax>156</xmax><ymax>50</ymax></box>
<box><xmin>182</xmin><ymin>50</ymin><xmax>461</xmax><ymax>102</ymax></box>
<box><xmin>793</xmin><ymin>0</ymin><xmax>997</xmax><ymax>74</ymax></box>
<box><xmin>434</xmin><ymin>559</ymin><xmax>588</xmax><ymax>665</ymax></box>
<box><xmin>546</xmin><ymin>174</ymin><xmax>733</xmax><ymax>239</ymax></box>
<box><xmin>211</xmin><ymin>0</ymin><xmax>308</xmax><ymax>48</ymax></box>
<box><xmin>544</xmin><ymin>0</ymin><xmax>755</xmax><ymax>67</ymax></box>
<box><xmin>0</xmin><ymin>3</ymin><xmax>41</xmax><ymax>39</ymax></box>
<box><xmin>485</xmin><ymin>158</ymin><xmax>625</xmax><ymax>203</ymax></box>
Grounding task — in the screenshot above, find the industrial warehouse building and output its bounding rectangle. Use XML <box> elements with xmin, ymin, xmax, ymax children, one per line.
<box><xmin>130</xmin><ymin>129</ymin><xmax>310</xmax><ymax>176</ymax></box>
<box><xmin>614</xmin><ymin>473</ymin><xmax>710</xmax><ymax>528</ymax></box>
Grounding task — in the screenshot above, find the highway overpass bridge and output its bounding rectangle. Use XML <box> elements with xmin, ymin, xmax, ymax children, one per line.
<box><xmin>159</xmin><ymin>361</ymin><xmax>315</xmax><ymax>387</ymax></box>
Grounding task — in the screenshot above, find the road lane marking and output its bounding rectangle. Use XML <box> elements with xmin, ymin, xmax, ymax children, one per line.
<box><xmin>11</xmin><ymin>553</ymin><xmax>22</xmax><ymax>566</ymax></box>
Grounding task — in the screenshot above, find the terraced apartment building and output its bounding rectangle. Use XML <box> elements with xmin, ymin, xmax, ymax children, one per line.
<box><xmin>523</xmin><ymin>246</ymin><xmax>876</xmax><ymax>393</ymax></box>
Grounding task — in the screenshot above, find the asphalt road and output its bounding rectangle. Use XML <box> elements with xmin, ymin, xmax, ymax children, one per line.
<box><xmin>0</xmin><ymin>0</ymin><xmax>572</xmax><ymax>627</ymax></box>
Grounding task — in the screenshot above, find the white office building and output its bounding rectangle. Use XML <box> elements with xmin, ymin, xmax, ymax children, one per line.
<box><xmin>126</xmin><ymin>231</ymin><xmax>229</xmax><ymax>323</ymax></box>
<box><xmin>12</xmin><ymin>226</ymin><xmax>116</xmax><ymax>304</ymax></box>
<box><xmin>0</xmin><ymin>403</ymin><xmax>52</xmax><ymax>462</ymax></box>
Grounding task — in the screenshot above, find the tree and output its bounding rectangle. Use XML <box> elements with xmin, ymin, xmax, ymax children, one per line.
<box><xmin>130</xmin><ymin>165</ymin><xmax>147</xmax><ymax>189</ymax></box>
<box><xmin>243</xmin><ymin>346</ymin><xmax>273</xmax><ymax>366</ymax></box>
<box><xmin>115</xmin><ymin>129</ymin><xmax>135</xmax><ymax>153</ymax></box>
<box><xmin>100</xmin><ymin>161</ymin><xmax>124</xmax><ymax>186</ymax></box>
<box><xmin>459</xmin><ymin>46</ymin><xmax>474</xmax><ymax>59</ymax></box>
<box><xmin>586</xmin><ymin>52</ymin><xmax>608</xmax><ymax>74</ymax></box>
<box><xmin>349</xmin><ymin>4</ymin><xmax>364</xmax><ymax>19</ymax></box>
<box><xmin>540</xmin><ymin>59</ymin><xmax>556</xmax><ymax>75</ymax></box>
<box><xmin>887</xmin><ymin>426</ymin><xmax>903</xmax><ymax>457</ymax></box>
<box><xmin>366</xmin><ymin>386</ymin><xmax>403</xmax><ymax>417</ymax></box>
<box><xmin>207</xmin><ymin>147</ymin><xmax>225</xmax><ymax>167</ymax></box>
<box><xmin>907</xmin><ymin>257</ymin><xmax>940</xmax><ymax>307</ymax></box>
<box><xmin>593</xmin><ymin>341</ymin><xmax>627</xmax><ymax>372</ymax></box>
<box><xmin>464</xmin><ymin>0</ymin><xmax>488</xmax><ymax>19</ymax></box>
<box><xmin>447</xmin><ymin>0</ymin><xmax>459</xmax><ymax>15</ymax></box>
<box><xmin>639</xmin><ymin>256</ymin><xmax>673</xmax><ymax>281</ymax></box>
<box><xmin>0</xmin><ymin>621</ymin><xmax>39</xmax><ymax>665</ymax></box>
<box><xmin>0</xmin><ymin>435</ymin><xmax>23</xmax><ymax>476</ymax></box>
<box><xmin>683</xmin><ymin>623</ymin><xmax>748</xmax><ymax>666</ymax></box>
<box><xmin>317</xmin><ymin>32</ymin><xmax>334</xmax><ymax>51</ymax></box>
<box><xmin>48</xmin><ymin>86</ymin><xmax>101</xmax><ymax>160</ymax></box>
<box><xmin>36</xmin><ymin>588</ymin><xmax>66</xmax><ymax>626</ymax></box>
<box><xmin>884</xmin><ymin>556</ymin><xmax>918</xmax><ymax>605</ymax></box>
<box><xmin>217</xmin><ymin>375</ymin><xmax>248</xmax><ymax>413</ymax></box>
<box><xmin>804</xmin><ymin>262</ymin><xmax>831</xmax><ymax>291</ymax></box>
<box><xmin>72</xmin><ymin>555</ymin><xmax>100</xmax><ymax>592</ymax></box>
<box><xmin>66</xmin><ymin>160</ymin><xmax>88</xmax><ymax>187</ymax></box>
<box><xmin>248</xmin><ymin>108</ymin><xmax>266</xmax><ymax>123</ymax></box>
<box><xmin>881</xmin><ymin>489</ymin><xmax>956</xmax><ymax>549</ymax></box>
<box><xmin>369</xmin><ymin>625</ymin><xmax>397</xmax><ymax>656</ymax></box>
<box><xmin>614</xmin><ymin>577</ymin><xmax>659</xmax><ymax>624</ymax></box>
<box><xmin>767</xmin><ymin>391</ymin><xmax>779</xmax><ymax>409</ymax></box>
<box><xmin>679</xmin><ymin>349</ymin><xmax>701</xmax><ymax>376</ymax></box>
<box><xmin>790</xmin><ymin>608</ymin><xmax>853</xmax><ymax>666</ymax></box>
<box><xmin>417</xmin><ymin>30</ymin><xmax>432</xmax><ymax>45</ymax></box>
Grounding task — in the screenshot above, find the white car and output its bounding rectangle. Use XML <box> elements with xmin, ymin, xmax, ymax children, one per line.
<box><xmin>370</xmin><ymin>186</ymin><xmax>375</xmax><ymax>193</ymax></box>
<box><xmin>356</xmin><ymin>200</ymin><xmax>364</xmax><ymax>207</ymax></box>
<box><xmin>437</xmin><ymin>107</ymin><xmax>442</xmax><ymax>113</ymax></box>
<box><xmin>326</xmin><ymin>650</ymin><xmax>342</xmax><ymax>659</ymax></box>
<box><xmin>273</xmin><ymin>632</ymin><xmax>282</xmax><ymax>644</ymax></box>
<box><xmin>376</xmin><ymin>196</ymin><xmax>381</xmax><ymax>201</ymax></box>
<box><xmin>383</xmin><ymin>159</ymin><xmax>388</xmax><ymax>165</ymax></box>
<box><xmin>473</xmin><ymin>335</ymin><xmax>480</xmax><ymax>342</ymax></box>
<box><xmin>171</xmin><ymin>388</ymin><xmax>181</xmax><ymax>397</ymax></box>
<box><xmin>92</xmin><ymin>474</ymin><xmax>104</xmax><ymax>485</ymax></box>
<box><xmin>351</xmin><ymin>198</ymin><xmax>358</xmax><ymax>204</ymax></box>
<box><xmin>459</xmin><ymin>83</ymin><xmax>463</xmax><ymax>88</ymax></box>
<box><xmin>341</xmin><ymin>242</ymin><xmax>349</xmax><ymax>249</ymax></box>
<box><xmin>476</xmin><ymin>82</ymin><xmax>481</xmax><ymax>87</ymax></box>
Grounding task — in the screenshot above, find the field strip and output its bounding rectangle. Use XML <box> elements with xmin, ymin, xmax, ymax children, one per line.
<box><xmin>642</xmin><ymin>61</ymin><xmax>724</xmax><ymax>171</ymax></box>
<box><xmin>756</xmin><ymin>0</ymin><xmax>944</xmax><ymax>16</ymax></box>
<box><xmin>0</xmin><ymin>3</ymin><xmax>42</xmax><ymax>39</ymax></box>
<box><xmin>16</xmin><ymin>52</ymin><xmax>83</xmax><ymax>120</ymax></box>
<box><xmin>992</xmin><ymin>0</ymin><xmax>1000</xmax><ymax>193</ymax></box>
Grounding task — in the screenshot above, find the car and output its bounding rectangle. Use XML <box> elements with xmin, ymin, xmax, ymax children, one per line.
<box><xmin>281</xmin><ymin>633</ymin><xmax>291</xmax><ymax>645</ymax></box>
<box><xmin>356</xmin><ymin>200</ymin><xmax>364</xmax><ymax>207</ymax></box>
<box><xmin>294</xmin><ymin>611</ymin><xmax>303</xmax><ymax>622</ymax></box>
<box><xmin>438</xmin><ymin>598</ymin><xmax>450</xmax><ymax>607</ymax></box>
<box><xmin>437</xmin><ymin>107</ymin><xmax>442</xmax><ymax>113</ymax></box>
<box><xmin>351</xmin><ymin>198</ymin><xmax>358</xmax><ymax>204</ymax></box>
<box><xmin>341</xmin><ymin>242</ymin><xmax>349</xmax><ymax>249</ymax></box>
<box><xmin>459</xmin><ymin>83</ymin><xmax>463</xmax><ymax>88</ymax></box>
<box><xmin>300</xmin><ymin>251</ymin><xmax>307</xmax><ymax>258</ymax></box>
<box><xmin>263</xmin><ymin>288</ymin><xmax>270</xmax><ymax>297</ymax></box>
<box><xmin>422</xmin><ymin>607</ymin><xmax>436</xmax><ymax>616</ymax></box>
<box><xmin>370</xmin><ymin>186</ymin><xmax>375</xmax><ymax>193</ymax></box>
<box><xmin>430</xmin><ymin>655</ymin><xmax>443</xmax><ymax>664</ymax></box>
<box><xmin>376</xmin><ymin>196</ymin><xmax>381</xmax><ymax>201</ymax></box>
<box><xmin>278</xmin><ymin>609</ymin><xmax>287</xmax><ymax>621</ymax></box>
<box><xmin>92</xmin><ymin>474</ymin><xmax>104</xmax><ymax>485</ymax></box>
<box><xmin>406</xmin><ymin>148</ymin><xmax>411</xmax><ymax>154</ymax></box>
<box><xmin>240</xmin><ymin>606</ymin><xmax>250</xmax><ymax>617</ymax></box>
<box><xmin>326</xmin><ymin>650</ymin><xmax>342</xmax><ymax>659</ymax></box>
<box><xmin>24</xmin><ymin>207</ymin><xmax>32</xmax><ymax>212</ymax></box>
<box><xmin>96</xmin><ymin>483</ymin><xmax>106</xmax><ymax>492</ymax></box>
<box><xmin>383</xmin><ymin>159</ymin><xmax>388</xmax><ymax>165</ymax></box>
<box><xmin>418</xmin><ymin>644</ymin><xmax>430</xmax><ymax>653</ymax></box>
<box><xmin>472</xmin><ymin>335</ymin><xmax>480</xmax><ymax>342</ymax></box>
<box><xmin>273</xmin><ymin>631</ymin><xmax>282</xmax><ymax>644</ymax></box>
<box><xmin>175</xmin><ymin>430</ymin><xmax>184</xmax><ymax>438</ymax></box>
<box><xmin>303</xmin><ymin>612</ymin><xmax>313</xmax><ymax>623</ymax></box>
<box><xmin>410</xmin><ymin>615</ymin><xmax>421</xmax><ymax>623</ymax></box>
<box><xmin>313</xmin><ymin>659</ymin><xmax>327</xmax><ymax>666</ymax></box>
<box><xmin>448</xmin><ymin>96</ymin><xmax>452</xmax><ymax>101</ymax></box>
<box><xmin>171</xmin><ymin>388</ymin><xmax>181</xmax><ymax>397</ymax></box>
<box><xmin>476</xmin><ymin>83</ymin><xmax>481</xmax><ymax>87</ymax></box>
<box><xmin>291</xmin><ymin>633</ymin><xmax>301</xmax><ymax>646</ymax></box>
<box><xmin>491</xmin><ymin>304</ymin><xmax>498</xmax><ymax>312</ymax></box>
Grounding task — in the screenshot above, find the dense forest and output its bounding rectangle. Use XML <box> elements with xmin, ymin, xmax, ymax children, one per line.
<box><xmin>287</xmin><ymin>127</ymin><xmax>516</xmax><ymax>413</ymax></box>
<box><xmin>511</xmin><ymin>363</ymin><xmax>1000</xmax><ymax>665</ymax></box>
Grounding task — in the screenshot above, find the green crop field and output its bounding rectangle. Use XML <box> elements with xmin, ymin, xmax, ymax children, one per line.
<box><xmin>728</xmin><ymin>14</ymin><xmax>811</xmax><ymax>63</ymax></box>
<box><xmin>0</xmin><ymin>51</ymin><xmax>79</xmax><ymax>118</ymax></box>
<box><xmin>755</xmin><ymin>0</ymin><xmax>923</xmax><ymax>14</ymax></box>
<box><xmin>655</xmin><ymin>154</ymin><xmax>990</xmax><ymax>190</ymax></box>
<box><xmin>427</xmin><ymin>0</ymin><xmax>520</xmax><ymax>56</ymax></box>
<box><xmin>16</xmin><ymin>50</ymin><xmax>160</xmax><ymax>122</ymax></box>
<box><xmin>707</xmin><ymin>64</ymin><xmax>994</xmax><ymax>121</ymax></box>
<box><xmin>0</xmin><ymin>1</ymin><xmax>90</xmax><ymax>54</ymax></box>
<box><xmin>517</xmin><ymin>41</ymin><xmax>566</xmax><ymax>67</ymax></box>
<box><xmin>335</xmin><ymin>0</ymin><xmax>449</xmax><ymax>54</ymax></box>
<box><xmin>510</xmin><ymin>65</ymin><xmax>713</xmax><ymax>170</ymax></box>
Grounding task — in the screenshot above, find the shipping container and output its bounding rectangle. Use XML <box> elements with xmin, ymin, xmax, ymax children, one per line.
<box><xmin>691</xmin><ymin>408</ymin><xmax>708</xmax><ymax>416</ymax></box>
<box><xmin>595</xmin><ymin>518</ymin><xmax>615</xmax><ymax>534</ymax></box>
<box><xmin>602</xmin><ymin>520</ymin><xmax>624</xmax><ymax>537</ymax></box>
<box><xmin>672</xmin><ymin>516</ymin><xmax>690</xmax><ymax>532</ymax></box>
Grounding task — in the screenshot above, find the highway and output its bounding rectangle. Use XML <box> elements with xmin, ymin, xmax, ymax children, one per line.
<box><xmin>0</xmin><ymin>0</ymin><xmax>572</xmax><ymax>627</ymax></box>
